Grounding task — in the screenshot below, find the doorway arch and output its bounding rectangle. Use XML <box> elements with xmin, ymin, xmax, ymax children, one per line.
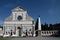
<box><xmin>17</xmin><ymin>27</ymin><xmax>22</xmax><ymax>36</ymax></box>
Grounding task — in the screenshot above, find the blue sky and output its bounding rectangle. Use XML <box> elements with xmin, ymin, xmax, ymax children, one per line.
<box><xmin>0</xmin><ymin>0</ymin><xmax>60</xmax><ymax>26</ymax></box>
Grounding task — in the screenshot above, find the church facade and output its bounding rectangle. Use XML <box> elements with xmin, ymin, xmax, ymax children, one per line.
<box><xmin>3</xmin><ymin>6</ymin><xmax>35</xmax><ymax>37</ymax></box>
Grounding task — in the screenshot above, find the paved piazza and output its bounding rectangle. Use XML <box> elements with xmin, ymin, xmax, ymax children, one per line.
<box><xmin>11</xmin><ymin>36</ymin><xmax>60</xmax><ymax>40</ymax></box>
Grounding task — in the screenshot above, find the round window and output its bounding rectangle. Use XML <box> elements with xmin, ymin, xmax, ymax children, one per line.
<box><xmin>17</xmin><ymin>16</ymin><xmax>22</xmax><ymax>21</ymax></box>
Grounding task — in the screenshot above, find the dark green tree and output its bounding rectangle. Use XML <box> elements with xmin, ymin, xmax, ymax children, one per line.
<box><xmin>35</xmin><ymin>18</ymin><xmax>38</xmax><ymax>36</ymax></box>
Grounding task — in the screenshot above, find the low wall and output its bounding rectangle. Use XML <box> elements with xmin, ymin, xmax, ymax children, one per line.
<box><xmin>41</xmin><ymin>30</ymin><xmax>58</xmax><ymax>36</ymax></box>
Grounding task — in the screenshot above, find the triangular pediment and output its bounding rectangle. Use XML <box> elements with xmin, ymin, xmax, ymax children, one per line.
<box><xmin>12</xmin><ymin>6</ymin><xmax>26</xmax><ymax>12</ymax></box>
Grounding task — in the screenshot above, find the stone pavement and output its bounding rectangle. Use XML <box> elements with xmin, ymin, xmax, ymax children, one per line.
<box><xmin>11</xmin><ymin>36</ymin><xmax>41</xmax><ymax>40</ymax></box>
<box><xmin>11</xmin><ymin>36</ymin><xmax>60</xmax><ymax>40</ymax></box>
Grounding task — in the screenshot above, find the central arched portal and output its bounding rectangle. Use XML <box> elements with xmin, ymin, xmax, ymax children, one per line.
<box><xmin>17</xmin><ymin>27</ymin><xmax>22</xmax><ymax>36</ymax></box>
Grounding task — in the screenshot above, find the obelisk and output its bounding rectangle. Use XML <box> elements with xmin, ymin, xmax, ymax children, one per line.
<box><xmin>38</xmin><ymin>16</ymin><xmax>41</xmax><ymax>36</ymax></box>
<box><xmin>38</xmin><ymin>16</ymin><xmax>41</xmax><ymax>30</ymax></box>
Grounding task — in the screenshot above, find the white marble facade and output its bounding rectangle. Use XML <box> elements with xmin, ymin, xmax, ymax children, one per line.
<box><xmin>3</xmin><ymin>6</ymin><xmax>35</xmax><ymax>37</ymax></box>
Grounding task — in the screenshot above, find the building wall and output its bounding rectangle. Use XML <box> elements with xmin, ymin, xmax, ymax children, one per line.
<box><xmin>0</xmin><ymin>28</ymin><xmax>3</xmax><ymax>36</ymax></box>
<box><xmin>3</xmin><ymin>6</ymin><xmax>35</xmax><ymax>37</ymax></box>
